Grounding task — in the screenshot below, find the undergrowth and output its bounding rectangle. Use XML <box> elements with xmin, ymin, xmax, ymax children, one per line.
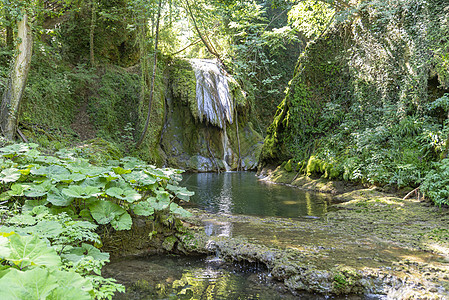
<box><xmin>0</xmin><ymin>143</ymin><xmax>194</xmax><ymax>299</ymax></box>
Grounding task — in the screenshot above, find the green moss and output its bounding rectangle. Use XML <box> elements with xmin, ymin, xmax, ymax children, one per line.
<box><xmin>283</xmin><ymin>159</ymin><xmax>293</xmax><ymax>172</ymax></box>
<box><xmin>73</xmin><ymin>138</ymin><xmax>122</xmax><ymax>165</ymax></box>
<box><xmin>169</xmin><ymin>59</ymin><xmax>198</xmax><ymax>120</ymax></box>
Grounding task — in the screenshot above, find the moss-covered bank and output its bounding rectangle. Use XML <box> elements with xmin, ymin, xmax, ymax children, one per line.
<box><xmin>259</xmin><ymin>0</ymin><xmax>449</xmax><ymax>192</ymax></box>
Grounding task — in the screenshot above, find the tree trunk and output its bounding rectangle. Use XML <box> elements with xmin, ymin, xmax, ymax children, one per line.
<box><xmin>5</xmin><ymin>8</ymin><xmax>13</xmax><ymax>50</ymax></box>
<box><xmin>90</xmin><ymin>0</ymin><xmax>97</xmax><ymax>67</ymax></box>
<box><xmin>136</xmin><ymin>0</ymin><xmax>163</xmax><ymax>148</ymax></box>
<box><xmin>0</xmin><ymin>13</ymin><xmax>33</xmax><ymax>140</ymax></box>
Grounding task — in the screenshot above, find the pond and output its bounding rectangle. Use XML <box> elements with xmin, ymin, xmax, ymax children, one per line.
<box><xmin>104</xmin><ymin>172</ymin><xmax>386</xmax><ymax>299</ymax></box>
<box><xmin>181</xmin><ymin>172</ymin><xmax>334</xmax><ymax>218</ymax></box>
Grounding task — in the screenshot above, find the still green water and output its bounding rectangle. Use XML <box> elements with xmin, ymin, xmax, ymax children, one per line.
<box><xmin>182</xmin><ymin>172</ymin><xmax>333</xmax><ymax>218</ymax></box>
<box><xmin>106</xmin><ymin>172</ymin><xmax>346</xmax><ymax>299</ymax></box>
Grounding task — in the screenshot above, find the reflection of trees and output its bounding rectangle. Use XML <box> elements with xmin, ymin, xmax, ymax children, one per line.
<box><xmin>172</xmin><ymin>268</ymin><xmax>238</xmax><ymax>299</ymax></box>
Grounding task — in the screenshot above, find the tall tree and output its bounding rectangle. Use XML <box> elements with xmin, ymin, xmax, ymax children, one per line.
<box><xmin>0</xmin><ymin>12</ymin><xmax>33</xmax><ymax>140</ymax></box>
<box><xmin>136</xmin><ymin>0</ymin><xmax>164</xmax><ymax>148</ymax></box>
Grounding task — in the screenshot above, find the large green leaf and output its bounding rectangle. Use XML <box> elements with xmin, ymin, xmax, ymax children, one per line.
<box><xmin>64</xmin><ymin>159</ymin><xmax>90</xmax><ymax>173</ymax></box>
<box><xmin>122</xmin><ymin>170</ymin><xmax>158</xmax><ymax>186</ymax></box>
<box><xmin>111</xmin><ymin>211</ymin><xmax>132</xmax><ymax>231</ymax></box>
<box><xmin>131</xmin><ymin>200</ymin><xmax>155</xmax><ymax>216</ymax></box>
<box><xmin>35</xmin><ymin>156</ymin><xmax>62</xmax><ymax>165</ymax></box>
<box><xmin>166</xmin><ymin>184</ymin><xmax>194</xmax><ymax>201</ymax></box>
<box><xmin>28</xmin><ymin>221</ymin><xmax>63</xmax><ymax>239</ymax></box>
<box><xmin>24</xmin><ymin>181</ymin><xmax>53</xmax><ymax>198</ymax></box>
<box><xmin>0</xmin><ymin>143</ymin><xmax>36</xmax><ymax>158</ymax></box>
<box><xmin>6</xmin><ymin>234</ymin><xmax>61</xmax><ymax>269</ymax></box>
<box><xmin>62</xmin><ymin>186</ymin><xmax>101</xmax><ymax>199</ymax></box>
<box><xmin>105</xmin><ymin>187</ymin><xmax>141</xmax><ymax>203</ymax></box>
<box><xmin>0</xmin><ymin>236</ymin><xmax>11</xmax><ymax>258</ymax></box>
<box><xmin>0</xmin><ymin>168</ymin><xmax>21</xmax><ymax>183</ymax></box>
<box><xmin>144</xmin><ymin>168</ymin><xmax>170</xmax><ymax>180</ymax></box>
<box><xmin>0</xmin><ymin>267</ymin><xmax>59</xmax><ymax>299</ymax></box>
<box><xmin>47</xmin><ymin>187</ymin><xmax>75</xmax><ymax>206</ymax></box>
<box><xmin>112</xmin><ymin>166</ymin><xmax>131</xmax><ymax>175</ymax></box>
<box><xmin>8</xmin><ymin>214</ymin><xmax>37</xmax><ymax>226</ymax></box>
<box><xmin>80</xmin><ymin>177</ymin><xmax>108</xmax><ymax>189</ymax></box>
<box><xmin>85</xmin><ymin>167</ymin><xmax>110</xmax><ymax>177</ymax></box>
<box><xmin>31</xmin><ymin>165</ymin><xmax>70</xmax><ymax>182</ymax></box>
<box><xmin>120</xmin><ymin>156</ymin><xmax>144</xmax><ymax>169</ymax></box>
<box><xmin>47</xmin><ymin>286</ymin><xmax>92</xmax><ymax>300</ymax></box>
<box><xmin>8</xmin><ymin>183</ymin><xmax>29</xmax><ymax>197</ymax></box>
<box><xmin>169</xmin><ymin>203</ymin><xmax>192</xmax><ymax>218</ymax></box>
<box><xmin>89</xmin><ymin>200</ymin><xmax>126</xmax><ymax>225</ymax></box>
<box><xmin>149</xmin><ymin>190</ymin><xmax>171</xmax><ymax>211</ymax></box>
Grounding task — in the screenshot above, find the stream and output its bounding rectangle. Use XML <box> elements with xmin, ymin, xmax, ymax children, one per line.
<box><xmin>103</xmin><ymin>172</ymin><xmax>449</xmax><ymax>299</ymax></box>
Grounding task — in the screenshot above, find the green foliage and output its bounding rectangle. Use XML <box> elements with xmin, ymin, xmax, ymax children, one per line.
<box><xmin>0</xmin><ymin>143</ymin><xmax>195</xmax><ymax>298</ymax></box>
<box><xmin>21</xmin><ymin>42</ymin><xmax>78</xmax><ymax>130</ymax></box>
<box><xmin>0</xmin><ymin>207</ymin><xmax>122</xmax><ymax>299</ymax></box>
<box><xmin>421</xmin><ymin>159</ymin><xmax>449</xmax><ymax>206</ymax></box>
<box><xmin>260</xmin><ymin>0</ymin><xmax>449</xmax><ymax>200</ymax></box>
<box><xmin>0</xmin><ymin>143</ymin><xmax>193</xmax><ymax>228</ymax></box>
<box><xmin>288</xmin><ymin>0</ymin><xmax>335</xmax><ymax>39</ymax></box>
<box><xmin>88</xmin><ymin>67</ymin><xmax>140</xmax><ymax>151</ymax></box>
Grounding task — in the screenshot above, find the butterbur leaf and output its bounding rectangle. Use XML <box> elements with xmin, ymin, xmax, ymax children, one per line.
<box><xmin>105</xmin><ymin>187</ymin><xmax>141</xmax><ymax>203</ymax></box>
<box><xmin>29</xmin><ymin>221</ymin><xmax>63</xmax><ymax>239</ymax></box>
<box><xmin>63</xmin><ymin>243</ymin><xmax>109</xmax><ymax>264</ymax></box>
<box><xmin>62</xmin><ymin>185</ymin><xmax>101</xmax><ymax>199</ymax></box>
<box><xmin>0</xmin><ymin>268</ymin><xmax>58</xmax><ymax>299</ymax></box>
<box><xmin>111</xmin><ymin>211</ymin><xmax>132</xmax><ymax>231</ymax></box>
<box><xmin>48</xmin><ymin>270</ymin><xmax>93</xmax><ymax>299</ymax></box>
<box><xmin>167</xmin><ymin>184</ymin><xmax>194</xmax><ymax>201</ymax></box>
<box><xmin>31</xmin><ymin>165</ymin><xmax>70</xmax><ymax>181</ymax></box>
<box><xmin>112</xmin><ymin>166</ymin><xmax>131</xmax><ymax>175</ymax></box>
<box><xmin>0</xmin><ymin>236</ymin><xmax>10</xmax><ymax>258</ymax></box>
<box><xmin>89</xmin><ymin>200</ymin><xmax>126</xmax><ymax>225</ymax></box>
<box><xmin>6</xmin><ymin>234</ymin><xmax>61</xmax><ymax>269</ymax></box>
<box><xmin>149</xmin><ymin>192</ymin><xmax>170</xmax><ymax>211</ymax></box>
<box><xmin>131</xmin><ymin>200</ymin><xmax>155</xmax><ymax>216</ymax></box>
<box><xmin>123</xmin><ymin>171</ymin><xmax>158</xmax><ymax>186</ymax></box>
<box><xmin>144</xmin><ymin>168</ymin><xmax>170</xmax><ymax>180</ymax></box>
<box><xmin>8</xmin><ymin>183</ymin><xmax>28</xmax><ymax>196</ymax></box>
<box><xmin>80</xmin><ymin>177</ymin><xmax>107</xmax><ymax>189</ymax></box>
<box><xmin>121</xmin><ymin>156</ymin><xmax>143</xmax><ymax>169</ymax></box>
<box><xmin>47</xmin><ymin>187</ymin><xmax>74</xmax><ymax>206</ymax></box>
<box><xmin>22</xmin><ymin>200</ymin><xmax>49</xmax><ymax>213</ymax></box>
<box><xmin>8</xmin><ymin>214</ymin><xmax>37</xmax><ymax>226</ymax></box>
<box><xmin>86</xmin><ymin>167</ymin><xmax>110</xmax><ymax>177</ymax></box>
<box><xmin>35</xmin><ymin>155</ymin><xmax>61</xmax><ymax>165</ymax></box>
<box><xmin>0</xmin><ymin>168</ymin><xmax>21</xmax><ymax>183</ymax></box>
<box><xmin>169</xmin><ymin>203</ymin><xmax>192</xmax><ymax>217</ymax></box>
<box><xmin>24</xmin><ymin>181</ymin><xmax>53</xmax><ymax>198</ymax></box>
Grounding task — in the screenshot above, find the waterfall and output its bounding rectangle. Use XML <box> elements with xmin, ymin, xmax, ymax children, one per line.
<box><xmin>190</xmin><ymin>59</ymin><xmax>234</xmax><ymax>171</ymax></box>
<box><xmin>189</xmin><ymin>59</ymin><xmax>233</xmax><ymax>129</ymax></box>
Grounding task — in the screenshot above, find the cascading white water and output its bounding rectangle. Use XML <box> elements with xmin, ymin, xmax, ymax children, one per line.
<box><xmin>189</xmin><ymin>59</ymin><xmax>233</xmax><ymax>129</ymax></box>
<box><xmin>189</xmin><ymin>59</ymin><xmax>234</xmax><ymax>171</ymax></box>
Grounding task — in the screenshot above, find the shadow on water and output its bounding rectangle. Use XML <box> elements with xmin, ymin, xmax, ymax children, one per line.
<box><xmin>181</xmin><ymin>172</ymin><xmax>334</xmax><ymax>218</ymax></box>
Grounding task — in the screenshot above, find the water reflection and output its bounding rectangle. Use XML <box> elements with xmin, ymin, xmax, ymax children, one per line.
<box><xmin>182</xmin><ymin>172</ymin><xmax>333</xmax><ymax>219</ymax></box>
<box><xmin>104</xmin><ymin>256</ymin><xmax>303</xmax><ymax>300</ymax></box>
